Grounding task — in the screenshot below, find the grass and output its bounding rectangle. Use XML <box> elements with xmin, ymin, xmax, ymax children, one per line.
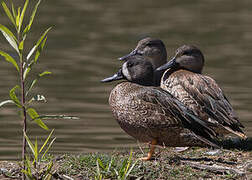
<box><xmin>0</xmin><ymin>147</ymin><xmax>251</xmax><ymax>179</ymax></box>
<box><xmin>56</xmin><ymin>147</ymin><xmax>251</xmax><ymax>180</ymax></box>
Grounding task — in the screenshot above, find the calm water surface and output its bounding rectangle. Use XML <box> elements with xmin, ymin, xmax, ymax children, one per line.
<box><xmin>0</xmin><ymin>0</ymin><xmax>252</xmax><ymax>160</ymax></box>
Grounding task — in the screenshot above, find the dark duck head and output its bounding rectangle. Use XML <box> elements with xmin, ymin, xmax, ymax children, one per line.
<box><xmin>157</xmin><ymin>45</ymin><xmax>204</xmax><ymax>74</ymax></box>
<box><xmin>119</xmin><ymin>37</ymin><xmax>167</xmax><ymax>70</ymax></box>
<box><xmin>102</xmin><ymin>55</ymin><xmax>154</xmax><ymax>86</ymax></box>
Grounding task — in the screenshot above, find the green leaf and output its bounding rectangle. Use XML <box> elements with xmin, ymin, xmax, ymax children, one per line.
<box><xmin>11</xmin><ymin>3</ymin><xmax>16</xmax><ymax>19</ymax></box>
<box><xmin>1</xmin><ymin>1</ymin><xmax>16</xmax><ymax>27</ymax></box>
<box><xmin>0</xmin><ymin>50</ymin><xmax>19</xmax><ymax>71</ymax></box>
<box><xmin>97</xmin><ymin>158</ymin><xmax>104</xmax><ymax>169</ymax></box>
<box><xmin>26</xmin><ymin>72</ymin><xmax>51</xmax><ymax>97</ymax></box>
<box><xmin>23</xmin><ymin>67</ymin><xmax>31</xmax><ymax>80</ymax></box>
<box><xmin>26</xmin><ymin>45</ymin><xmax>36</xmax><ymax>61</ymax></box>
<box><xmin>0</xmin><ymin>100</ymin><xmax>14</xmax><ymax>108</ymax></box>
<box><xmin>39</xmin><ymin>129</ymin><xmax>54</xmax><ymax>153</ymax></box>
<box><xmin>35</xmin><ymin>35</ymin><xmax>48</xmax><ymax>63</ymax></box>
<box><xmin>0</xmin><ymin>24</ymin><xmax>19</xmax><ymax>53</ymax></box>
<box><xmin>16</xmin><ymin>7</ymin><xmax>20</xmax><ymax>27</ymax></box>
<box><xmin>39</xmin><ymin>71</ymin><xmax>52</xmax><ymax>77</ymax></box>
<box><xmin>41</xmin><ymin>137</ymin><xmax>56</xmax><ymax>159</ymax></box>
<box><xmin>18</xmin><ymin>0</ymin><xmax>29</xmax><ymax>33</ymax></box>
<box><xmin>27</xmin><ymin>108</ymin><xmax>49</xmax><ymax>130</ymax></box>
<box><xmin>37</xmin><ymin>115</ymin><xmax>79</xmax><ymax>120</ymax></box>
<box><xmin>9</xmin><ymin>85</ymin><xmax>22</xmax><ymax>108</ymax></box>
<box><xmin>19</xmin><ymin>40</ymin><xmax>24</xmax><ymax>51</ymax></box>
<box><xmin>26</xmin><ymin>79</ymin><xmax>37</xmax><ymax>97</ymax></box>
<box><xmin>24</xmin><ymin>131</ymin><xmax>35</xmax><ymax>157</ymax></box>
<box><xmin>34</xmin><ymin>27</ymin><xmax>51</xmax><ymax>62</ymax></box>
<box><xmin>23</xmin><ymin>0</ymin><xmax>41</xmax><ymax>37</ymax></box>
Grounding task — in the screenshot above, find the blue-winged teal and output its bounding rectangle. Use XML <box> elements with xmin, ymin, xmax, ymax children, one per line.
<box><xmin>102</xmin><ymin>56</ymin><xmax>219</xmax><ymax>160</ymax></box>
<box><xmin>156</xmin><ymin>45</ymin><xmax>246</xmax><ymax>139</ymax></box>
<box><xmin>119</xmin><ymin>37</ymin><xmax>167</xmax><ymax>86</ymax></box>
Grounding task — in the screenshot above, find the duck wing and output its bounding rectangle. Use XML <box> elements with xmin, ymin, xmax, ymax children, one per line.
<box><xmin>135</xmin><ymin>86</ymin><xmax>219</xmax><ymax>147</ymax></box>
<box><xmin>161</xmin><ymin>71</ymin><xmax>246</xmax><ymax>138</ymax></box>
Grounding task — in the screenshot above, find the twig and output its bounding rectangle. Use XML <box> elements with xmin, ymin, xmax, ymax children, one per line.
<box><xmin>181</xmin><ymin>161</ymin><xmax>245</xmax><ymax>176</ymax></box>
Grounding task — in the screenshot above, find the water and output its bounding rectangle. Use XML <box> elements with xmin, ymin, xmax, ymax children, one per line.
<box><xmin>0</xmin><ymin>0</ymin><xmax>252</xmax><ymax>160</ymax></box>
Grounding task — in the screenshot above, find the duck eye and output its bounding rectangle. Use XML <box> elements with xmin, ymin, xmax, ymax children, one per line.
<box><xmin>145</xmin><ymin>42</ymin><xmax>153</xmax><ymax>47</ymax></box>
<box><xmin>183</xmin><ymin>51</ymin><xmax>191</xmax><ymax>55</ymax></box>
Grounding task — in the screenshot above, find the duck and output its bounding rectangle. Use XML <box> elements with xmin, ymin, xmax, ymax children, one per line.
<box><xmin>156</xmin><ymin>45</ymin><xmax>247</xmax><ymax>139</ymax></box>
<box><xmin>118</xmin><ymin>37</ymin><xmax>167</xmax><ymax>86</ymax></box>
<box><xmin>102</xmin><ymin>55</ymin><xmax>219</xmax><ymax>160</ymax></box>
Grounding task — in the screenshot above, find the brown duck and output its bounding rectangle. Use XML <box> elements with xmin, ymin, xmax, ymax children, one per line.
<box><xmin>119</xmin><ymin>37</ymin><xmax>167</xmax><ymax>86</ymax></box>
<box><xmin>156</xmin><ymin>45</ymin><xmax>246</xmax><ymax>139</ymax></box>
<box><xmin>102</xmin><ymin>56</ymin><xmax>219</xmax><ymax>160</ymax></box>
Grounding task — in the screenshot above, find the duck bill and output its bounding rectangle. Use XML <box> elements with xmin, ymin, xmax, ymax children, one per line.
<box><xmin>101</xmin><ymin>69</ymin><xmax>124</xmax><ymax>83</ymax></box>
<box><xmin>156</xmin><ymin>57</ymin><xmax>177</xmax><ymax>71</ymax></box>
<box><xmin>118</xmin><ymin>49</ymin><xmax>138</xmax><ymax>61</ymax></box>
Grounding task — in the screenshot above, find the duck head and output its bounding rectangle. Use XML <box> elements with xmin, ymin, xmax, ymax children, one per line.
<box><xmin>102</xmin><ymin>56</ymin><xmax>154</xmax><ymax>86</ymax></box>
<box><xmin>156</xmin><ymin>45</ymin><xmax>204</xmax><ymax>74</ymax></box>
<box><xmin>119</xmin><ymin>37</ymin><xmax>167</xmax><ymax>69</ymax></box>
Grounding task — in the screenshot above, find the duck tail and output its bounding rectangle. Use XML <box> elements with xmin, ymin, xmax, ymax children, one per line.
<box><xmin>183</xmin><ymin>112</ymin><xmax>220</xmax><ymax>148</ymax></box>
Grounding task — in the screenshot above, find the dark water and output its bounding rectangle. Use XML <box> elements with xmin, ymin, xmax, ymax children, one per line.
<box><xmin>0</xmin><ymin>0</ymin><xmax>252</xmax><ymax>160</ymax></box>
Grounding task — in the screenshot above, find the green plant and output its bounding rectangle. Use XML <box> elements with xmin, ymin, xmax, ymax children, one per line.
<box><xmin>0</xmin><ymin>0</ymin><xmax>50</xmax><ymax>160</ymax></box>
<box><xmin>94</xmin><ymin>150</ymin><xmax>138</xmax><ymax>180</ymax></box>
<box><xmin>95</xmin><ymin>157</ymin><xmax>114</xmax><ymax>180</ymax></box>
<box><xmin>22</xmin><ymin>129</ymin><xmax>56</xmax><ymax>180</ymax></box>
<box><xmin>0</xmin><ymin>0</ymin><xmax>77</xmax><ymax>179</ymax></box>
<box><xmin>113</xmin><ymin>150</ymin><xmax>138</xmax><ymax>180</ymax></box>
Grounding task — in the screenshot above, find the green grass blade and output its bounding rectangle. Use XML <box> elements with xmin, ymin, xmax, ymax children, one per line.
<box><xmin>39</xmin><ymin>129</ymin><xmax>54</xmax><ymax>153</ymax></box>
<box><xmin>125</xmin><ymin>160</ymin><xmax>138</xmax><ymax>179</ymax></box>
<box><xmin>41</xmin><ymin>137</ymin><xmax>56</xmax><ymax>159</ymax></box>
<box><xmin>124</xmin><ymin>150</ymin><xmax>132</xmax><ymax>175</ymax></box>
<box><xmin>0</xmin><ymin>50</ymin><xmax>19</xmax><ymax>71</ymax></box>
<box><xmin>18</xmin><ymin>0</ymin><xmax>29</xmax><ymax>33</ymax></box>
<box><xmin>24</xmin><ymin>131</ymin><xmax>36</xmax><ymax>157</ymax></box>
<box><xmin>0</xmin><ymin>100</ymin><xmax>14</xmax><ymax>108</ymax></box>
<box><xmin>27</xmin><ymin>108</ymin><xmax>49</xmax><ymax>130</ymax></box>
<box><xmin>1</xmin><ymin>1</ymin><xmax>16</xmax><ymax>27</ymax></box>
<box><xmin>97</xmin><ymin>158</ymin><xmax>105</xmax><ymax>170</ymax></box>
<box><xmin>9</xmin><ymin>85</ymin><xmax>22</xmax><ymax>108</ymax></box>
<box><xmin>0</xmin><ymin>24</ymin><xmax>19</xmax><ymax>53</ymax></box>
<box><xmin>43</xmin><ymin>161</ymin><xmax>53</xmax><ymax>179</ymax></box>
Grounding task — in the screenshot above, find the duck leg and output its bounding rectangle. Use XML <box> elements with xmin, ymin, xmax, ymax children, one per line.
<box><xmin>140</xmin><ymin>139</ymin><xmax>157</xmax><ymax>161</ymax></box>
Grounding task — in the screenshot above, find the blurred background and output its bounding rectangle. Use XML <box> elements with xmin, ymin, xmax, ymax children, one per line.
<box><xmin>0</xmin><ymin>0</ymin><xmax>251</xmax><ymax>160</ymax></box>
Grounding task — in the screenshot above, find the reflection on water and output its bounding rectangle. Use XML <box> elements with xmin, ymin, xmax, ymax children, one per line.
<box><xmin>0</xmin><ymin>0</ymin><xmax>252</xmax><ymax>159</ymax></box>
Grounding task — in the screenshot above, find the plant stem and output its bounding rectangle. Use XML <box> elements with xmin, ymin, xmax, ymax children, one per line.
<box><xmin>18</xmin><ymin>33</ymin><xmax>27</xmax><ymax>180</ymax></box>
<box><xmin>21</xmin><ymin>62</ymin><xmax>27</xmax><ymax>180</ymax></box>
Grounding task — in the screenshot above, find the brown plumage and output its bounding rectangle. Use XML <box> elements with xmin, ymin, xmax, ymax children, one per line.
<box><xmin>157</xmin><ymin>45</ymin><xmax>246</xmax><ymax>139</ymax></box>
<box><xmin>102</xmin><ymin>56</ymin><xmax>219</xmax><ymax>160</ymax></box>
